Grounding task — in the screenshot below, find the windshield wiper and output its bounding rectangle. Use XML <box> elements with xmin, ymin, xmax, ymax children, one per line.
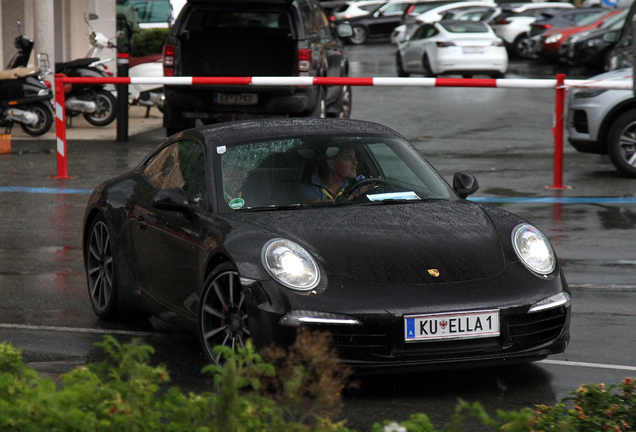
<box><xmin>235</xmin><ymin>204</ymin><xmax>309</xmax><ymax>212</ymax></box>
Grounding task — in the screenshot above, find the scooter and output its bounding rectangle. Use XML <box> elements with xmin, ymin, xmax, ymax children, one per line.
<box><xmin>54</xmin><ymin>27</ymin><xmax>118</xmax><ymax>127</ymax></box>
<box><xmin>128</xmin><ymin>54</ymin><xmax>164</xmax><ymax>117</ymax></box>
<box><xmin>0</xmin><ymin>22</ymin><xmax>53</xmax><ymax>136</ymax></box>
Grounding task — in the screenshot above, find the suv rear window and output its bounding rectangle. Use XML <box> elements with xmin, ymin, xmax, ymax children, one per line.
<box><xmin>185</xmin><ymin>10</ymin><xmax>290</xmax><ymax>30</ymax></box>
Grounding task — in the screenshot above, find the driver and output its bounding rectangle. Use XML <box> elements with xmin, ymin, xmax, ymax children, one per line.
<box><xmin>297</xmin><ymin>145</ymin><xmax>375</xmax><ymax>203</ymax></box>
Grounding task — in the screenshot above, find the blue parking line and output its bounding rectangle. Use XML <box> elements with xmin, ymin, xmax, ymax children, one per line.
<box><xmin>0</xmin><ymin>186</ymin><xmax>93</xmax><ymax>194</ymax></box>
<box><xmin>0</xmin><ymin>186</ymin><xmax>635</xmax><ymax>204</ymax></box>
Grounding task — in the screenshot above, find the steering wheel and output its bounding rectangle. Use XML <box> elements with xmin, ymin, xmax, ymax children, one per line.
<box><xmin>335</xmin><ymin>177</ymin><xmax>391</xmax><ymax>203</ymax></box>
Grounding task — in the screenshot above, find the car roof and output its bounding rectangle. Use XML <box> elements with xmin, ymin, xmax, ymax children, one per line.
<box><xmin>191</xmin><ymin>118</ymin><xmax>403</xmax><ymax>145</ymax></box>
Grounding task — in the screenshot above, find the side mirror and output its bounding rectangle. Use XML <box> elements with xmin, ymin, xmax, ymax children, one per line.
<box><xmin>337</xmin><ymin>22</ymin><xmax>353</xmax><ymax>38</ymax></box>
<box><xmin>453</xmin><ymin>172</ymin><xmax>479</xmax><ymax>198</ymax></box>
<box><xmin>153</xmin><ymin>187</ymin><xmax>193</xmax><ymax>217</ymax></box>
<box><xmin>603</xmin><ymin>31</ymin><xmax>618</xmax><ymax>43</ymax></box>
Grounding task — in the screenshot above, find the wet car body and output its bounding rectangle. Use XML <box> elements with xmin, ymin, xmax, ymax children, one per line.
<box><xmin>83</xmin><ymin>118</ymin><xmax>570</xmax><ymax>372</ymax></box>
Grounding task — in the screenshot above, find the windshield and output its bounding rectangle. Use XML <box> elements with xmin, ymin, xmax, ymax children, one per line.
<box><xmin>577</xmin><ymin>10</ymin><xmax>616</xmax><ymax>27</ymax></box>
<box><xmin>601</xmin><ymin>9</ymin><xmax>628</xmax><ymax>29</ymax></box>
<box><xmin>217</xmin><ymin>135</ymin><xmax>454</xmax><ymax>211</ymax></box>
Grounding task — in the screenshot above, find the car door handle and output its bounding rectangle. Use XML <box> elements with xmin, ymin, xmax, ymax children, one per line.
<box><xmin>138</xmin><ymin>216</ymin><xmax>147</xmax><ymax>230</ymax></box>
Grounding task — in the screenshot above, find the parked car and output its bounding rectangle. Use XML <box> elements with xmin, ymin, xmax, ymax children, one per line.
<box><xmin>83</xmin><ymin>117</ymin><xmax>571</xmax><ymax>370</ymax></box>
<box><xmin>605</xmin><ymin>0</ymin><xmax>636</xmax><ymax>71</ymax></box>
<box><xmin>559</xmin><ymin>9</ymin><xmax>626</xmax><ymax>69</ymax></box>
<box><xmin>532</xmin><ymin>8</ymin><xmax>624</xmax><ymax>62</ymax></box>
<box><xmin>488</xmin><ymin>2</ymin><xmax>574</xmax><ymax>58</ymax></box>
<box><xmin>343</xmin><ymin>0</ymin><xmax>430</xmax><ymax>44</ymax></box>
<box><xmin>393</xmin><ymin>1</ymin><xmax>497</xmax><ymax>43</ymax></box>
<box><xmin>332</xmin><ymin>0</ymin><xmax>387</xmax><ymax>20</ymax></box>
<box><xmin>162</xmin><ymin>0</ymin><xmax>353</xmax><ymax>136</ymax></box>
<box><xmin>566</xmin><ymin>68</ymin><xmax>636</xmax><ymax>176</ymax></box>
<box><xmin>396</xmin><ymin>20</ymin><xmax>507</xmax><ymax>78</ymax></box>
<box><xmin>528</xmin><ymin>7</ymin><xmax>607</xmax><ymax>39</ymax></box>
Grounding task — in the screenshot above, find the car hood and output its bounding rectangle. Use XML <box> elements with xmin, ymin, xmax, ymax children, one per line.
<box><xmin>236</xmin><ymin>200</ymin><xmax>507</xmax><ymax>285</ymax></box>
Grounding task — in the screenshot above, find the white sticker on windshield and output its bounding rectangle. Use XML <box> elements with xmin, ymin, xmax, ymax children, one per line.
<box><xmin>217</xmin><ymin>146</ymin><xmax>227</xmax><ymax>154</ymax></box>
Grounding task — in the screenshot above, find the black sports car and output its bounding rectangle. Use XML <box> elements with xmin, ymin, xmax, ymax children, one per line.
<box><xmin>83</xmin><ymin>118</ymin><xmax>571</xmax><ymax>372</ymax></box>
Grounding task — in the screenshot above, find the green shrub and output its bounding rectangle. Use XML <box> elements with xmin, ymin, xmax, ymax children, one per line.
<box><xmin>1</xmin><ymin>332</ymin><xmax>636</xmax><ymax>432</ymax></box>
<box><xmin>131</xmin><ymin>28</ymin><xmax>170</xmax><ymax>57</ymax></box>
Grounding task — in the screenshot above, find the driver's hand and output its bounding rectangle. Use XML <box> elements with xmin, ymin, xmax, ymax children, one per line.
<box><xmin>349</xmin><ymin>182</ymin><xmax>376</xmax><ymax>200</ymax></box>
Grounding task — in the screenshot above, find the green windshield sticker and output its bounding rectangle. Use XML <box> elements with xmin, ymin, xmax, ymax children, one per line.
<box><xmin>229</xmin><ymin>198</ymin><xmax>245</xmax><ymax>209</ymax></box>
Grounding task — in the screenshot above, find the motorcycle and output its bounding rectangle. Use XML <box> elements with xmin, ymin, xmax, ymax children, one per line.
<box><xmin>54</xmin><ymin>26</ymin><xmax>118</xmax><ymax>127</ymax></box>
<box><xmin>128</xmin><ymin>54</ymin><xmax>164</xmax><ymax>117</ymax></box>
<box><xmin>0</xmin><ymin>22</ymin><xmax>53</xmax><ymax>136</ymax></box>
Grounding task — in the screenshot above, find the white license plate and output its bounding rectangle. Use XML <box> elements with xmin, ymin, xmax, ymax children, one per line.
<box><xmin>463</xmin><ymin>47</ymin><xmax>484</xmax><ymax>54</ymax></box>
<box><xmin>404</xmin><ymin>309</ymin><xmax>499</xmax><ymax>342</ymax></box>
<box><xmin>213</xmin><ymin>93</ymin><xmax>258</xmax><ymax>105</ymax></box>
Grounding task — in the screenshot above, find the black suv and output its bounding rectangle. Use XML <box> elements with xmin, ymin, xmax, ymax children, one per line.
<box><xmin>162</xmin><ymin>0</ymin><xmax>353</xmax><ymax>136</ymax></box>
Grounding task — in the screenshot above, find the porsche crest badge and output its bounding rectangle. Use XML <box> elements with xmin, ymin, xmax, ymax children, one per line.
<box><xmin>428</xmin><ymin>269</ymin><xmax>440</xmax><ymax>277</ymax></box>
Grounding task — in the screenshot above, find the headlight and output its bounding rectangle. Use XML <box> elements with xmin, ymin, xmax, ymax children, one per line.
<box><xmin>585</xmin><ymin>39</ymin><xmax>601</xmax><ymax>47</ymax></box>
<box><xmin>572</xmin><ymin>88</ymin><xmax>608</xmax><ymax>99</ymax></box>
<box><xmin>545</xmin><ymin>33</ymin><xmax>562</xmax><ymax>44</ymax></box>
<box><xmin>512</xmin><ymin>224</ymin><xmax>555</xmax><ymax>275</ymax></box>
<box><xmin>262</xmin><ymin>239</ymin><xmax>320</xmax><ymax>291</ymax></box>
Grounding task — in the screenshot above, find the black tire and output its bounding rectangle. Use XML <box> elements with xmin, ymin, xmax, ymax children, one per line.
<box><xmin>607</xmin><ymin>110</ymin><xmax>636</xmax><ymax>177</ymax></box>
<box><xmin>198</xmin><ymin>263</ymin><xmax>249</xmax><ymax>365</ymax></box>
<box><xmin>513</xmin><ymin>33</ymin><xmax>532</xmax><ymax>59</ymax></box>
<box><xmin>462</xmin><ymin>74</ymin><xmax>473</xmax><ymax>79</ymax></box>
<box><xmin>86</xmin><ymin>214</ymin><xmax>119</xmax><ymax>320</ymax></box>
<box><xmin>19</xmin><ymin>102</ymin><xmax>53</xmax><ymax>136</ymax></box>
<box><xmin>490</xmin><ymin>72</ymin><xmax>505</xmax><ymax>79</ymax></box>
<box><xmin>422</xmin><ymin>55</ymin><xmax>435</xmax><ymax>78</ymax></box>
<box><xmin>349</xmin><ymin>26</ymin><xmax>368</xmax><ymax>45</ymax></box>
<box><xmin>308</xmin><ymin>87</ymin><xmax>326</xmax><ymax>118</ymax></box>
<box><xmin>396</xmin><ymin>52</ymin><xmax>409</xmax><ymax>77</ymax></box>
<box><xmin>83</xmin><ymin>89</ymin><xmax>117</xmax><ymax>126</ymax></box>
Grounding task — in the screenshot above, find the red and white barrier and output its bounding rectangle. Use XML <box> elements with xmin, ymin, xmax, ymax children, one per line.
<box><xmin>52</xmin><ymin>74</ymin><xmax>635</xmax><ymax>187</ymax></box>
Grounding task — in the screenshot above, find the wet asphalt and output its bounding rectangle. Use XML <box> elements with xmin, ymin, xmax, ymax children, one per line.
<box><xmin>1</xmin><ymin>44</ymin><xmax>636</xmax><ymax>431</ymax></box>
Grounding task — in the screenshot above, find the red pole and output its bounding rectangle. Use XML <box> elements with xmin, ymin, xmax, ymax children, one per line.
<box><xmin>52</xmin><ymin>74</ymin><xmax>71</xmax><ymax>179</ymax></box>
<box><xmin>549</xmin><ymin>73</ymin><xmax>567</xmax><ymax>190</ymax></box>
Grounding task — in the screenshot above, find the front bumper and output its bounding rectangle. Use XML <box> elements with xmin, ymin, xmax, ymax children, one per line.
<box><xmin>245</xmin><ymin>263</ymin><xmax>571</xmax><ymax>374</ymax></box>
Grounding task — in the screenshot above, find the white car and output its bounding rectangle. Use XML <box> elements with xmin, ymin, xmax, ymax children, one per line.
<box><xmin>488</xmin><ymin>2</ymin><xmax>574</xmax><ymax>58</ymax></box>
<box><xmin>396</xmin><ymin>20</ymin><xmax>507</xmax><ymax>78</ymax></box>
<box><xmin>392</xmin><ymin>2</ymin><xmax>497</xmax><ymax>44</ymax></box>
<box><xmin>391</xmin><ymin>0</ymin><xmax>497</xmax><ymax>44</ymax></box>
<box><xmin>333</xmin><ymin>0</ymin><xmax>387</xmax><ymax>21</ymax></box>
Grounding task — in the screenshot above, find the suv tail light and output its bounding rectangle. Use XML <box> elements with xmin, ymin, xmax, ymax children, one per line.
<box><xmin>406</xmin><ymin>5</ymin><xmax>415</xmax><ymax>14</ymax></box>
<box><xmin>297</xmin><ymin>48</ymin><xmax>312</xmax><ymax>76</ymax></box>
<box><xmin>496</xmin><ymin>18</ymin><xmax>511</xmax><ymax>25</ymax></box>
<box><xmin>163</xmin><ymin>44</ymin><xmax>175</xmax><ymax>77</ymax></box>
<box><xmin>535</xmin><ymin>24</ymin><xmax>552</xmax><ymax>30</ymax></box>
<box><xmin>436</xmin><ymin>41</ymin><xmax>456</xmax><ymax>47</ymax></box>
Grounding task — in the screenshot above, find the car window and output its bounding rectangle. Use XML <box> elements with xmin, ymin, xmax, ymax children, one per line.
<box><xmin>184</xmin><ymin>10</ymin><xmax>289</xmax><ymax>30</ymax></box>
<box><xmin>216</xmin><ymin>135</ymin><xmax>452</xmax><ymax>211</ymax></box>
<box><xmin>145</xmin><ymin>140</ymin><xmax>207</xmax><ymax>206</ymax></box>
<box><xmin>600</xmin><ymin>9</ymin><xmax>627</xmax><ymax>29</ymax></box>
<box><xmin>313</xmin><ymin>4</ymin><xmax>333</xmax><ymax>42</ymax></box>
<box><xmin>381</xmin><ymin>3</ymin><xmax>407</xmax><ymax>15</ymax></box>
<box><xmin>299</xmin><ymin>0</ymin><xmax>317</xmax><ymax>34</ymax></box>
<box><xmin>576</xmin><ymin>10</ymin><xmax>613</xmax><ymax>26</ymax></box>
<box><xmin>440</xmin><ymin>21</ymin><xmax>488</xmax><ymax>33</ymax></box>
<box><xmin>412</xmin><ymin>23</ymin><xmax>437</xmax><ymax>39</ymax></box>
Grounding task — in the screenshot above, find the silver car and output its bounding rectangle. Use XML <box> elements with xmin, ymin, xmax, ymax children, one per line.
<box><xmin>567</xmin><ymin>67</ymin><xmax>636</xmax><ymax>177</ymax></box>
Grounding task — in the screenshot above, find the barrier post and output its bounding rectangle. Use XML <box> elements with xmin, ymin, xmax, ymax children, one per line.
<box><xmin>548</xmin><ymin>73</ymin><xmax>568</xmax><ymax>190</ymax></box>
<box><xmin>116</xmin><ymin>49</ymin><xmax>129</xmax><ymax>142</ymax></box>
<box><xmin>52</xmin><ymin>74</ymin><xmax>71</xmax><ymax>179</ymax></box>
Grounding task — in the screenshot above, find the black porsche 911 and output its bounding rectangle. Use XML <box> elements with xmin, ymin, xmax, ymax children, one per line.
<box><xmin>83</xmin><ymin>118</ymin><xmax>570</xmax><ymax>372</ymax></box>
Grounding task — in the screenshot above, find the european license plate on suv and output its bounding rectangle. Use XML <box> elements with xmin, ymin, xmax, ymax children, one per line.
<box><xmin>213</xmin><ymin>93</ymin><xmax>258</xmax><ymax>105</ymax></box>
<box><xmin>404</xmin><ymin>309</ymin><xmax>499</xmax><ymax>342</ymax></box>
